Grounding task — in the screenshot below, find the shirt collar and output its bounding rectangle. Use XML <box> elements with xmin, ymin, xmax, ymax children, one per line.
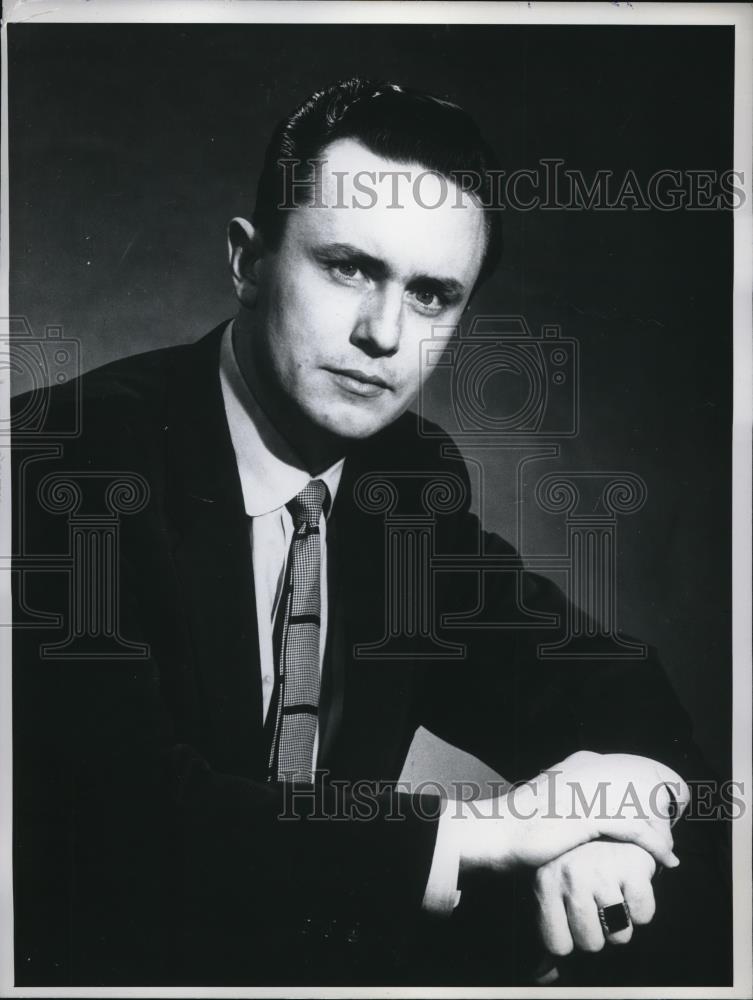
<box><xmin>219</xmin><ymin>321</ymin><xmax>344</xmax><ymax>517</ymax></box>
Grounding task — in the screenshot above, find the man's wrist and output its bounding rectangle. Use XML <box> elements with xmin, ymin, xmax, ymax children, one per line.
<box><xmin>456</xmin><ymin>790</ymin><xmax>528</xmax><ymax>875</ymax></box>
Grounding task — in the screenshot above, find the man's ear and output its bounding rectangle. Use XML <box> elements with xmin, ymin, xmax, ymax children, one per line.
<box><xmin>227</xmin><ymin>217</ymin><xmax>265</xmax><ymax>307</ymax></box>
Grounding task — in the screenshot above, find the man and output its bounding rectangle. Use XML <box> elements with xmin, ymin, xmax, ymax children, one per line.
<box><xmin>12</xmin><ymin>78</ymin><xmax>730</xmax><ymax>987</ymax></box>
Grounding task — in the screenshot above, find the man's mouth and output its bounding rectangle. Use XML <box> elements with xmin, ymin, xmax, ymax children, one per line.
<box><xmin>327</xmin><ymin>368</ymin><xmax>392</xmax><ymax>397</ymax></box>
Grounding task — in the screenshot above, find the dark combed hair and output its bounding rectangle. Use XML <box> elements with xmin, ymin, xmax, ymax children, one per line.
<box><xmin>252</xmin><ymin>78</ymin><xmax>502</xmax><ymax>288</ymax></box>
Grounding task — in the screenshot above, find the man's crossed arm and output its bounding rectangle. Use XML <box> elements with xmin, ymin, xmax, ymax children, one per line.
<box><xmin>425</xmin><ymin>750</ymin><xmax>689</xmax><ymax>960</ymax></box>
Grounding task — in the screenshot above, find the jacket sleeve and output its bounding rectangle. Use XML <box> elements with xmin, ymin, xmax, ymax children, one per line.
<box><xmin>411</xmin><ymin>465</ymin><xmax>709</xmax><ymax>784</ymax></box>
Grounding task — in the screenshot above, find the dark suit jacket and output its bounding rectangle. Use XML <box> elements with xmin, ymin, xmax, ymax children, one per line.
<box><xmin>12</xmin><ymin>324</ymin><xmax>728</xmax><ymax>986</ymax></box>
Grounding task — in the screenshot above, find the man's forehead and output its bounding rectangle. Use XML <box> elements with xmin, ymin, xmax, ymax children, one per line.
<box><xmin>290</xmin><ymin>137</ymin><xmax>486</xmax><ymax>286</ymax></box>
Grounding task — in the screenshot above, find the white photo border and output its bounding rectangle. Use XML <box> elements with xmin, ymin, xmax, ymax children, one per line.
<box><xmin>1</xmin><ymin>3</ymin><xmax>750</xmax><ymax>998</ymax></box>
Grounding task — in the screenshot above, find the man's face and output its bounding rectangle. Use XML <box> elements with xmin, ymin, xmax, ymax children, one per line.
<box><xmin>244</xmin><ymin>137</ymin><xmax>486</xmax><ymax>446</ymax></box>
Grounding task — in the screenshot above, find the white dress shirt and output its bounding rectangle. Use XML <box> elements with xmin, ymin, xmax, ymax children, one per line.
<box><xmin>218</xmin><ymin>320</ymin><xmax>461</xmax><ymax>915</ymax></box>
<box><xmin>219</xmin><ymin>322</ymin><xmax>343</xmax><ymax>770</ymax></box>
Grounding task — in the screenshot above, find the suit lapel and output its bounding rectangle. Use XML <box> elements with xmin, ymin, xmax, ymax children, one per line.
<box><xmin>320</xmin><ymin>446</ymin><xmax>419</xmax><ymax>783</ymax></box>
<box><xmin>165</xmin><ymin>326</ymin><xmax>266</xmax><ymax>779</ymax></box>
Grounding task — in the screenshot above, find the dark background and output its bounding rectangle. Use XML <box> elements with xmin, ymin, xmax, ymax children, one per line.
<box><xmin>9</xmin><ymin>23</ymin><xmax>733</xmax><ymax>779</ymax></box>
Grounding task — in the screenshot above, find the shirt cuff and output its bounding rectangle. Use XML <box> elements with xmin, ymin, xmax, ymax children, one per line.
<box><xmin>421</xmin><ymin>800</ymin><xmax>463</xmax><ymax>916</ymax></box>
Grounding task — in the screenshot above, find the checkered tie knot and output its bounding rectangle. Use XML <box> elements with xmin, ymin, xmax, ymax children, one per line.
<box><xmin>266</xmin><ymin>479</ymin><xmax>330</xmax><ymax>783</ymax></box>
<box><xmin>286</xmin><ymin>478</ymin><xmax>329</xmax><ymax>532</ymax></box>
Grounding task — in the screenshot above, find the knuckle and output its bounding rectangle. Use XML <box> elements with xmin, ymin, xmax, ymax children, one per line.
<box><xmin>533</xmin><ymin>866</ymin><xmax>555</xmax><ymax>895</ymax></box>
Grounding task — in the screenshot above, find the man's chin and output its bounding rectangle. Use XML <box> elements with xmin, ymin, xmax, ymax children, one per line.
<box><xmin>312</xmin><ymin>407</ymin><xmax>403</xmax><ymax>443</ymax></box>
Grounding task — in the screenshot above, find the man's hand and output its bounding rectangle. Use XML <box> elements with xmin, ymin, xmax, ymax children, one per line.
<box><xmin>455</xmin><ymin>751</ymin><xmax>689</xmax><ymax>875</ymax></box>
<box><xmin>533</xmin><ymin>841</ymin><xmax>656</xmax><ymax>955</ymax></box>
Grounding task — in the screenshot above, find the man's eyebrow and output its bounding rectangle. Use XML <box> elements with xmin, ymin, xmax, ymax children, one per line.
<box><xmin>410</xmin><ymin>274</ymin><xmax>466</xmax><ymax>299</ymax></box>
<box><xmin>313</xmin><ymin>242</ymin><xmax>390</xmax><ymax>280</ymax></box>
<box><xmin>313</xmin><ymin>242</ymin><xmax>466</xmax><ymax>297</ymax></box>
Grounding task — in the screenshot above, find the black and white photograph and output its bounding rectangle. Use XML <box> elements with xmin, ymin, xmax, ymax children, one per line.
<box><xmin>2</xmin><ymin>2</ymin><xmax>751</xmax><ymax>995</ymax></box>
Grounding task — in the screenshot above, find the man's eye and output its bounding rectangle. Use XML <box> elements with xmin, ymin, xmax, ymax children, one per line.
<box><xmin>414</xmin><ymin>289</ymin><xmax>439</xmax><ymax>308</ymax></box>
<box><xmin>331</xmin><ymin>262</ymin><xmax>361</xmax><ymax>280</ymax></box>
<box><xmin>409</xmin><ymin>287</ymin><xmax>446</xmax><ymax>314</ymax></box>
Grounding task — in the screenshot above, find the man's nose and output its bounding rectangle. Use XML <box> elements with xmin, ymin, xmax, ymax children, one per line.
<box><xmin>350</xmin><ymin>287</ymin><xmax>402</xmax><ymax>358</ymax></box>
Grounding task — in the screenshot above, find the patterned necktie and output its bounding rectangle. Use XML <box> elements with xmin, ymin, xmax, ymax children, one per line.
<box><xmin>266</xmin><ymin>479</ymin><xmax>329</xmax><ymax>782</ymax></box>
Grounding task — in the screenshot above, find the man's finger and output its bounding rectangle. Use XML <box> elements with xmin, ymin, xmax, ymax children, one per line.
<box><xmin>603</xmin><ymin>819</ymin><xmax>678</xmax><ymax>869</ymax></box>
<box><xmin>535</xmin><ymin>887</ymin><xmax>574</xmax><ymax>957</ymax></box>
<box><xmin>564</xmin><ymin>892</ymin><xmax>605</xmax><ymax>953</ymax></box>
<box><xmin>621</xmin><ymin>875</ymin><xmax>656</xmax><ymax>926</ymax></box>
<box><xmin>532</xmin><ymin>955</ymin><xmax>560</xmax><ymax>985</ymax></box>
